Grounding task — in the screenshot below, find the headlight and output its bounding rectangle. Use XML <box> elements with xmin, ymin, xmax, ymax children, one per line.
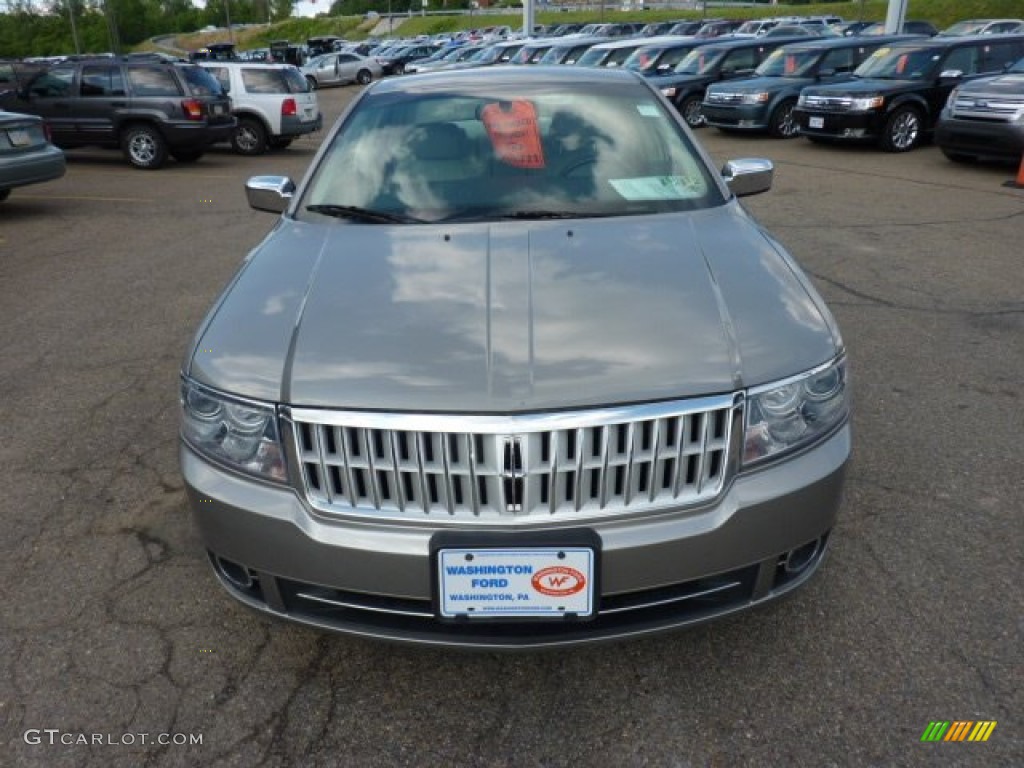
<box><xmin>743</xmin><ymin>357</ymin><xmax>849</xmax><ymax>465</ymax></box>
<box><xmin>849</xmin><ymin>95</ymin><xmax>884</xmax><ymax>111</ymax></box>
<box><xmin>660</xmin><ymin>86</ymin><xmax>678</xmax><ymax>97</ymax></box>
<box><xmin>741</xmin><ymin>91</ymin><xmax>770</xmax><ymax>104</ymax></box>
<box><xmin>180</xmin><ymin>378</ymin><xmax>287</xmax><ymax>482</ymax></box>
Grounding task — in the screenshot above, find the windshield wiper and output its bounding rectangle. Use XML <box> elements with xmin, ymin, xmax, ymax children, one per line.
<box><xmin>306</xmin><ymin>204</ymin><xmax>423</xmax><ymax>224</ymax></box>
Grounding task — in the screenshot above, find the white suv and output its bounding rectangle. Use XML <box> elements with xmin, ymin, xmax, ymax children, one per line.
<box><xmin>200</xmin><ymin>62</ymin><xmax>321</xmax><ymax>155</ymax></box>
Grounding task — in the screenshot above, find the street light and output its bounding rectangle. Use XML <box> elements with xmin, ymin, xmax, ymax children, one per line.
<box><xmin>67</xmin><ymin>0</ymin><xmax>82</xmax><ymax>54</ymax></box>
<box><xmin>225</xmin><ymin>0</ymin><xmax>234</xmax><ymax>42</ymax></box>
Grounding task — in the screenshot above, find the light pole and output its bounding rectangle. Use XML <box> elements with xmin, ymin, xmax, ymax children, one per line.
<box><xmin>225</xmin><ymin>0</ymin><xmax>234</xmax><ymax>42</ymax></box>
<box><xmin>67</xmin><ymin>0</ymin><xmax>82</xmax><ymax>54</ymax></box>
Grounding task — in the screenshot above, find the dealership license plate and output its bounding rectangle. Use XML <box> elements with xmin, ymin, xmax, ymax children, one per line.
<box><xmin>438</xmin><ymin>547</ymin><xmax>594</xmax><ymax>619</ymax></box>
<box><xmin>809</xmin><ymin>116</ymin><xmax>825</xmax><ymax>129</ymax></box>
<box><xmin>7</xmin><ymin>128</ymin><xmax>31</xmax><ymax>147</ymax></box>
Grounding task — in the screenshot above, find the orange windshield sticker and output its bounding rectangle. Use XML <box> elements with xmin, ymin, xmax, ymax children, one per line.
<box><xmin>896</xmin><ymin>54</ymin><xmax>908</xmax><ymax>74</ymax></box>
<box><xmin>481</xmin><ymin>100</ymin><xmax>546</xmax><ymax>169</ymax></box>
<box><xmin>784</xmin><ymin>55</ymin><xmax>797</xmax><ymax>74</ymax></box>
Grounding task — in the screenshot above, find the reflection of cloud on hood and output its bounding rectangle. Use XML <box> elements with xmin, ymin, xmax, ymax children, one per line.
<box><xmin>290</xmin><ymin>361</ymin><xmax>450</xmax><ymax>389</ymax></box>
<box><xmin>383</xmin><ymin>220</ymin><xmax>719</xmax><ymax>376</ymax></box>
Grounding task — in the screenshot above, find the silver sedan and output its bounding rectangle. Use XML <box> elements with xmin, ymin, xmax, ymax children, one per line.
<box><xmin>181</xmin><ymin>67</ymin><xmax>851</xmax><ymax>648</ymax></box>
<box><xmin>0</xmin><ymin>110</ymin><xmax>65</xmax><ymax>202</ymax></box>
<box><xmin>301</xmin><ymin>52</ymin><xmax>382</xmax><ymax>89</ymax></box>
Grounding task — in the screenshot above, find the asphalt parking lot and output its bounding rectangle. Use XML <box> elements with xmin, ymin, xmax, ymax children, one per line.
<box><xmin>2</xmin><ymin>82</ymin><xmax>1021</xmax><ymax>767</ymax></box>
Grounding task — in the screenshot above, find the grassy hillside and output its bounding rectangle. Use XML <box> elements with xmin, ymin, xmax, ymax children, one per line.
<box><xmin>159</xmin><ymin>0</ymin><xmax>1024</xmax><ymax>53</ymax></box>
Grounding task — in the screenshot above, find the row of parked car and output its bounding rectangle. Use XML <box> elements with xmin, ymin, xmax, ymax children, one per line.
<box><xmin>0</xmin><ymin>54</ymin><xmax>322</xmax><ymax>180</ymax></box>
<box><xmin>3</xmin><ymin>19</ymin><xmax>1024</xmax><ymax>200</ymax></box>
<box><xmin>387</xmin><ymin>25</ymin><xmax>1024</xmax><ymax>161</ymax></box>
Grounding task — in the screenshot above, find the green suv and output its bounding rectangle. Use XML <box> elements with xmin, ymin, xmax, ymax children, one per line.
<box><xmin>0</xmin><ymin>55</ymin><xmax>236</xmax><ymax>169</ymax></box>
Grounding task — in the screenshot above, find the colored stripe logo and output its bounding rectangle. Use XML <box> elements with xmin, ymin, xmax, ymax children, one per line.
<box><xmin>921</xmin><ymin>721</ymin><xmax>997</xmax><ymax>742</ymax></box>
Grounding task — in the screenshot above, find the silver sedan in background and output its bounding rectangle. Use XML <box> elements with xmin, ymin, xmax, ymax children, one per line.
<box><xmin>301</xmin><ymin>52</ymin><xmax>382</xmax><ymax>89</ymax></box>
<box><xmin>0</xmin><ymin>110</ymin><xmax>65</xmax><ymax>202</ymax></box>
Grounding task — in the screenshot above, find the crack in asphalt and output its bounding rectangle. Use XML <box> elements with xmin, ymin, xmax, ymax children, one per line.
<box><xmin>806</xmin><ymin>267</ymin><xmax>1024</xmax><ymax>317</ymax></box>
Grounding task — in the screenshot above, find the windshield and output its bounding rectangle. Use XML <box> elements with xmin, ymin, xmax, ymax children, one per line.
<box><xmin>576</xmin><ymin>48</ymin><xmax>608</xmax><ymax>67</ymax></box>
<box><xmin>735</xmin><ymin>21</ymin><xmax>766</xmax><ymax>35</ymax></box>
<box><xmin>302</xmin><ymin>82</ymin><xmax>722</xmax><ymax>224</ymax></box>
<box><xmin>674</xmin><ymin>48</ymin><xmax>723</xmax><ymax>75</ymax></box>
<box><xmin>605</xmin><ymin>47</ymin><xmax>638</xmax><ymax>67</ymax></box>
<box><xmin>474</xmin><ymin>46</ymin><xmax>501</xmax><ymax>63</ymax></box>
<box><xmin>854</xmin><ymin>46</ymin><xmax>940</xmax><ymax>79</ymax></box>
<box><xmin>1011</xmin><ymin>57</ymin><xmax>1024</xmax><ymax>73</ymax></box>
<box><xmin>756</xmin><ymin>48</ymin><xmax>821</xmax><ymax>77</ymax></box>
<box><xmin>942</xmin><ymin>21</ymin><xmax>987</xmax><ymax>35</ymax></box>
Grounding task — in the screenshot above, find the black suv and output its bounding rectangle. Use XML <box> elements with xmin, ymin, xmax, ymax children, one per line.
<box><xmin>702</xmin><ymin>36</ymin><xmax>913</xmax><ymax>137</ymax></box>
<box><xmin>656</xmin><ymin>35</ymin><xmax>812</xmax><ymax>127</ymax></box>
<box><xmin>0</xmin><ymin>56</ymin><xmax>235</xmax><ymax>169</ymax></box>
<box><xmin>793</xmin><ymin>34</ymin><xmax>1024</xmax><ymax>151</ymax></box>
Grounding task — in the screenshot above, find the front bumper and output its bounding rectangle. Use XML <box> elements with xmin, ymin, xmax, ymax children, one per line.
<box><xmin>702</xmin><ymin>103</ymin><xmax>771</xmax><ymax>131</ymax></box>
<box><xmin>182</xmin><ymin>424</ymin><xmax>850</xmax><ymax>648</ymax></box>
<box><xmin>935</xmin><ymin>115</ymin><xmax>1024</xmax><ymax>162</ymax></box>
<box><xmin>793</xmin><ymin>107</ymin><xmax>884</xmax><ymax>142</ymax></box>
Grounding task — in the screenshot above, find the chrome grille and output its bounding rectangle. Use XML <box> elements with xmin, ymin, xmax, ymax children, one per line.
<box><xmin>950</xmin><ymin>94</ymin><xmax>1024</xmax><ymax>122</ymax></box>
<box><xmin>288</xmin><ymin>396</ymin><xmax>739</xmax><ymax>523</ymax></box>
<box><xmin>800</xmin><ymin>95</ymin><xmax>852</xmax><ymax>112</ymax></box>
<box><xmin>705</xmin><ymin>92</ymin><xmax>745</xmax><ymax>105</ymax></box>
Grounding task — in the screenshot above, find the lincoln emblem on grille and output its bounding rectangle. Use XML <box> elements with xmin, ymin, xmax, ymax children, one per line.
<box><xmin>501</xmin><ymin>436</ymin><xmax>525</xmax><ymax>512</ymax></box>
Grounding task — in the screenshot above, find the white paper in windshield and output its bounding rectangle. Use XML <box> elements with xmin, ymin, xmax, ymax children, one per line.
<box><xmin>609</xmin><ymin>175</ymin><xmax>704</xmax><ymax>200</ymax></box>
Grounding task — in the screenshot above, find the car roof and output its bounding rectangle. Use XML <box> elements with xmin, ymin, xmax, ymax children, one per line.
<box><xmin>875</xmin><ymin>32</ymin><xmax>1024</xmax><ymax>48</ymax></box>
<box><xmin>589</xmin><ymin>35</ymin><xmax>692</xmax><ymax>51</ymax></box>
<box><xmin>777</xmin><ymin>34</ymin><xmax>920</xmax><ymax>52</ymax></box>
<box><xmin>199</xmin><ymin>60</ymin><xmax>296</xmax><ymax>69</ymax></box>
<box><xmin>693</xmin><ymin>35</ymin><xmax>816</xmax><ymax>52</ymax></box>
<box><xmin>543</xmin><ymin>35</ymin><xmax>611</xmax><ymax>50</ymax></box>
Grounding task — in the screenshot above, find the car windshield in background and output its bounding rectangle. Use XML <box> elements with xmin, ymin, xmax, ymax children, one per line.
<box><xmin>854</xmin><ymin>46</ymin><xmax>940</xmax><ymax>79</ymax></box>
<box><xmin>302</xmin><ymin>81</ymin><xmax>721</xmax><ymax>224</ymax></box>
<box><xmin>756</xmin><ymin>48</ymin><xmax>821</xmax><ymax>77</ymax></box>
<box><xmin>674</xmin><ymin>48</ymin><xmax>723</xmax><ymax>75</ymax></box>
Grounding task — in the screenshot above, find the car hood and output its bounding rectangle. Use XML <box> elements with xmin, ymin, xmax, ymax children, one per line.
<box><xmin>656</xmin><ymin>73</ymin><xmax>715</xmax><ymax>88</ymax></box>
<box><xmin>955</xmin><ymin>72</ymin><xmax>1024</xmax><ymax>96</ymax></box>
<box><xmin>709</xmin><ymin>75</ymin><xmax>814</xmax><ymax>93</ymax></box>
<box><xmin>802</xmin><ymin>77</ymin><xmax>915</xmax><ymax>96</ymax></box>
<box><xmin>189</xmin><ymin>204</ymin><xmax>840</xmax><ymax>411</ymax></box>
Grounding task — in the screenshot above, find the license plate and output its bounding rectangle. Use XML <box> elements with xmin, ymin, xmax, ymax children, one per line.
<box><xmin>7</xmin><ymin>128</ymin><xmax>31</xmax><ymax>147</ymax></box>
<box><xmin>809</xmin><ymin>116</ymin><xmax>824</xmax><ymax>129</ymax></box>
<box><xmin>438</xmin><ymin>547</ymin><xmax>595</xmax><ymax>619</ymax></box>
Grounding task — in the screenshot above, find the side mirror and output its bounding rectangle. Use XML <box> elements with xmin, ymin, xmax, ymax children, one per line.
<box><xmin>817</xmin><ymin>67</ymin><xmax>836</xmax><ymax>79</ymax></box>
<box><xmin>246</xmin><ymin>175</ymin><xmax>295</xmax><ymax>214</ymax></box>
<box><xmin>722</xmin><ymin>158</ymin><xmax>773</xmax><ymax>197</ymax></box>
